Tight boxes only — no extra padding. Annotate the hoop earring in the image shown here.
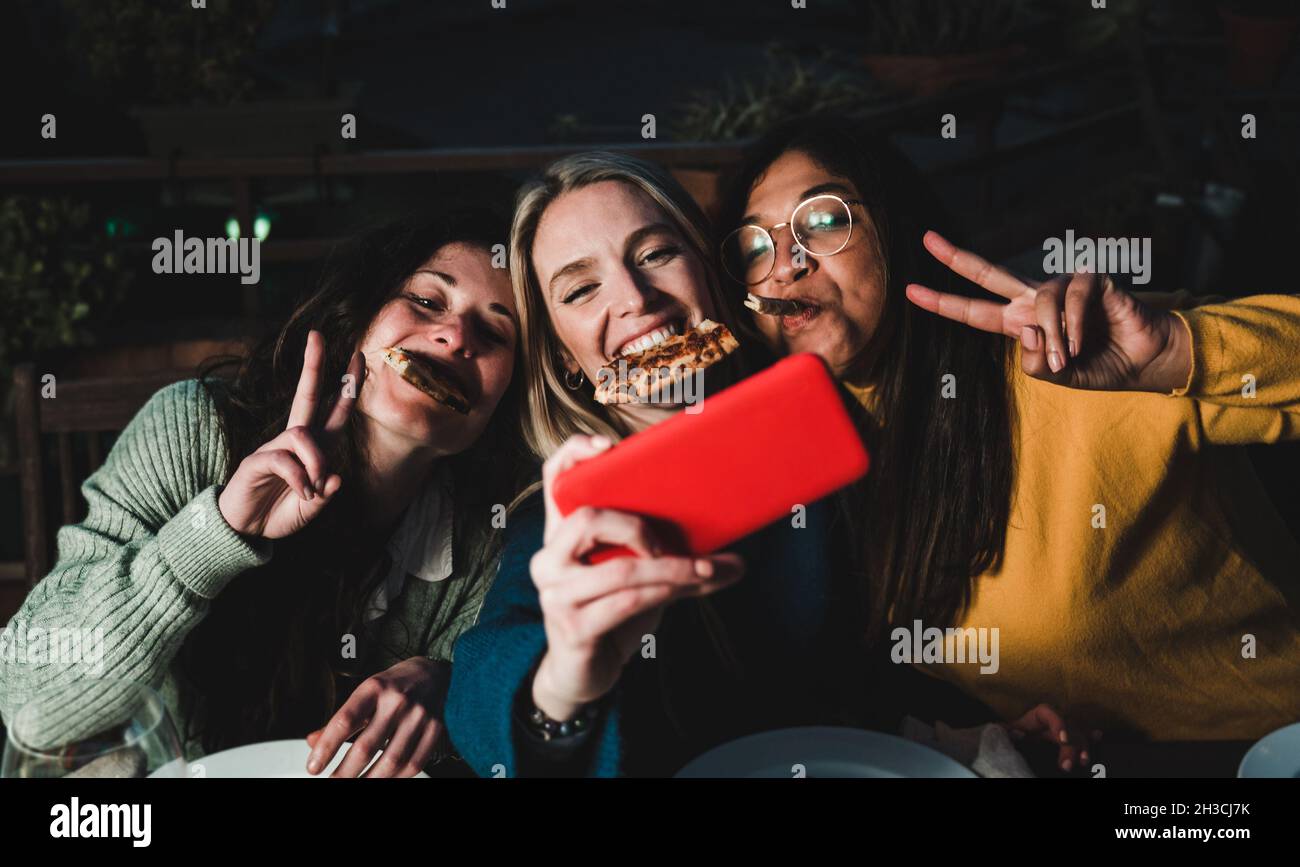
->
[564,369,586,390]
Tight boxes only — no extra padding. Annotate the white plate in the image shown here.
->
[153,739,430,779]
[1238,722,1300,778]
[675,726,978,778]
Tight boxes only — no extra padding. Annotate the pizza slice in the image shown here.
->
[592,319,740,405]
[381,346,472,415]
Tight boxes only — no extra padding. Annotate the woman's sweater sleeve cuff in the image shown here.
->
[1168,308,1216,397]
[154,485,272,599]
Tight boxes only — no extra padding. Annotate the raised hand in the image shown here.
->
[218,330,365,539]
[905,231,1191,393]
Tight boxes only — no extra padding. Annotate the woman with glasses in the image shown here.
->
[715,116,1300,745]
[443,152,1087,777]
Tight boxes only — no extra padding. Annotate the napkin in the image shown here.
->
[65,746,147,779]
[901,715,1035,778]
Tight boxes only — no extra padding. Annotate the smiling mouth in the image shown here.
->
[613,316,690,360]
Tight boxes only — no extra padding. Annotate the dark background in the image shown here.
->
[2,0,1299,607]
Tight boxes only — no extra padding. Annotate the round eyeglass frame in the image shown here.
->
[720,193,864,285]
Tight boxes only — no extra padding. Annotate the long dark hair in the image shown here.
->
[180,210,527,753]
[718,117,1016,644]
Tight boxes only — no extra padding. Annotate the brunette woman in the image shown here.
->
[0,211,527,777]
[717,117,1300,745]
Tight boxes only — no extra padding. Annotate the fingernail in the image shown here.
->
[1068,338,1078,358]
[925,231,952,255]
[1059,730,1069,744]
[1061,759,1072,772]
[1048,350,1063,373]
[1081,751,1089,763]
[694,559,714,578]
[307,755,320,774]
[591,435,611,449]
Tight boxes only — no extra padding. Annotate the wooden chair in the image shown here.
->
[13,364,198,589]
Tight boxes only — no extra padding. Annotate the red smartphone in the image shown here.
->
[551,353,870,562]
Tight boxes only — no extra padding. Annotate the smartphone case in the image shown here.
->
[551,352,870,562]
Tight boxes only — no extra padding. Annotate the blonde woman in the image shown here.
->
[443,154,1086,777]
[440,153,873,777]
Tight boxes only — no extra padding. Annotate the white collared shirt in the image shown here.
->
[364,465,455,623]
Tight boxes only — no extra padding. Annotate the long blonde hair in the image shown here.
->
[508,153,746,714]
[509,151,741,466]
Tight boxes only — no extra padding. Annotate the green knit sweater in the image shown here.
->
[0,380,492,761]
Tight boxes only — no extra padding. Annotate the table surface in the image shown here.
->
[0,720,1260,778]
[1024,740,1253,779]
[426,740,1262,778]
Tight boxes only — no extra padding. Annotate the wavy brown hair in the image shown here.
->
[718,117,1016,644]
[180,211,528,753]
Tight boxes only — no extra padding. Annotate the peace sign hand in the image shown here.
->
[217,330,365,540]
[905,231,1191,393]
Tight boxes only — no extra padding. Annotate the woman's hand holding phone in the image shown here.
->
[218,330,364,540]
[529,434,745,722]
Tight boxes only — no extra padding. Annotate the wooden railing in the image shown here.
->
[0,45,1184,587]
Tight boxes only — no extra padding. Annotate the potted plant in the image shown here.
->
[62,0,358,157]
[856,0,1032,98]
[1217,0,1300,88]
[0,197,132,467]
[670,46,883,214]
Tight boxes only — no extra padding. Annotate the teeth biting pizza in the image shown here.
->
[592,319,740,405]
[381,346,471,415]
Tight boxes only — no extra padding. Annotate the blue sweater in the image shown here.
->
[445,492,862,777]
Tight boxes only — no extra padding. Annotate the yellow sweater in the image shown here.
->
[846,292,1300,741]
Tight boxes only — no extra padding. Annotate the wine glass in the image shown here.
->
[2,679,185,778]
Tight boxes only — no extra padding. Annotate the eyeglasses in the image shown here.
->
[720,194,863,286]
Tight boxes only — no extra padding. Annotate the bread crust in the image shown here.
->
[592,319,739,405]
[381,347,471,414]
